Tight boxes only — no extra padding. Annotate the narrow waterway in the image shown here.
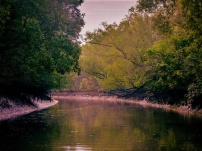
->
[0,98,202,151]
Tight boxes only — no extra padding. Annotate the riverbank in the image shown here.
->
[0,99,58,121]
[52,91,202,118]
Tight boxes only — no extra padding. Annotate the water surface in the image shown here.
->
[0,98,202,151]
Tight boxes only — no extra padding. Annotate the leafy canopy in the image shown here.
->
[80,0,202,108]
[0,0,84,105]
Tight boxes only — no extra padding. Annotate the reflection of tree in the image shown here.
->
[128,108,202,150]
[50,99,202,150]
[1,100,201,150]
[0,109,62,151]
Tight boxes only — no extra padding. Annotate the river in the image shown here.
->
[0,97,202,151]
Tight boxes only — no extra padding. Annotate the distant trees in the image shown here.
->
[81,0,202,108]
[0,0,84,105]
[81,13,153,90]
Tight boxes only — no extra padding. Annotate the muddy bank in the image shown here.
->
[52,91,202,118]
[0,100,58,121]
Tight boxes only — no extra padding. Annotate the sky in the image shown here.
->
[79,0,136,36]
[84,0,132,2]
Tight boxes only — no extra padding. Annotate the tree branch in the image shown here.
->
[87,42,113,47]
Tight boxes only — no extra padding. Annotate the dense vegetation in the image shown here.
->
[0,0,84,106]
[80,0,202,109]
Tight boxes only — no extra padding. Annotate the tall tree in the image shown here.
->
[81,13,153,90]
[138,0,202,107]
[0,0,84,105]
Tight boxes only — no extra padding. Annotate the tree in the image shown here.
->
[0,0,84,105]
[145,35,191,104]
[138,0,202,107]
[81,13,153,90]
[80,0,202,108]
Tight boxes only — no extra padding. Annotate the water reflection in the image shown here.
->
[0,98,202,151]
[56,145,92,151]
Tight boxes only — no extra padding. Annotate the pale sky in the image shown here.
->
[84,0,134,2]
[79,0,136,35]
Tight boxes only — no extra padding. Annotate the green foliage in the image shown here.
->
[181,0,202,35]
[0,0,84,105]
[49,36,81,74]
[141,0,202,107]
[80,0,202,108]
[81,13,153,90]
[145,35,190,103]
